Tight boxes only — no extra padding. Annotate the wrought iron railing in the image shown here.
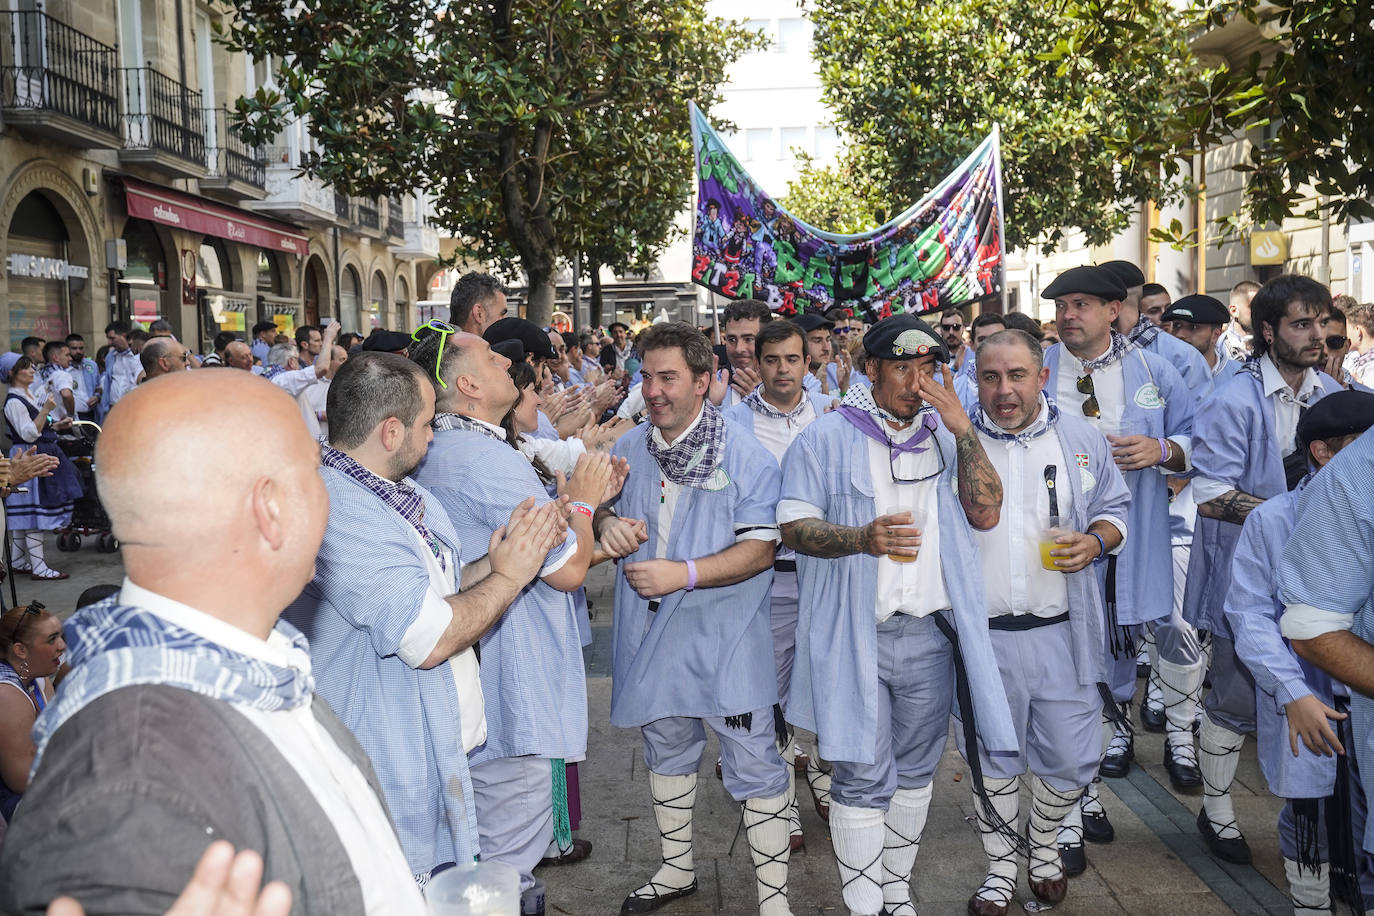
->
[334,190,350,220]
[120,67,203,164]
[387,195,404,238]
[357,198,380,231]
[204,108,265,188]
[0,11,119,136]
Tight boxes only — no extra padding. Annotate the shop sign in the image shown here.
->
[6,253,90,280]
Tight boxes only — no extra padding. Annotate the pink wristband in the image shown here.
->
[1158,437,1170,464]
[685,559,698,591]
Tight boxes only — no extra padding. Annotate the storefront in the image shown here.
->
[5,191,88,350]
[340,264,362,331]
[369,270,386,329]
[195,238,252,351]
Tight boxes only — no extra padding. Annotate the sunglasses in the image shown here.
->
[411,320,457,389]
[7,602,45,643]
[834,327,859,336]
[939,323,963,333]
[1326,335,1348,350]
[1076,374,1100,418]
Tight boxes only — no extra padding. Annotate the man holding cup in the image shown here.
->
[779,313,1016,916]
[1040,265,1195,869]
[962,329,1129,915]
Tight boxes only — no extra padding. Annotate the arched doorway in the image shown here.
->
[195,238,251,352]
[340,265,362,332]
[395,275,410,330]
[6,192,78,350]
[119,218,168,331]
[369,271,387,329]
[303,255,329,326]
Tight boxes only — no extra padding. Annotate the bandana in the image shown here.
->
[836,385,938,454]
[433,411,508,444]
[645,401,726,488]
[1077,330,1134,373]
[973,393,1061,446]
[742,387,810,422]
[319,443,445,569]
[261,364,286,381]
[31,598,313,773]
[1126,313,1161,349]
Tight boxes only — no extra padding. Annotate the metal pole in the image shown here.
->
[4,528,19,608]
[571,253,582,333]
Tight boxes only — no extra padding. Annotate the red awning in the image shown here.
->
[122,178,309,257]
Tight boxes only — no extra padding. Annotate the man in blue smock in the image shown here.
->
[725,318,835,853]
[285,352,565,880]
[779,313,1016,916]
[594,322,792,915]
[1228,391,1374,912]
[963,329,1130,912]
[1184,274,1341,865]
[1039,265,1194,857]
[408,326,622,901]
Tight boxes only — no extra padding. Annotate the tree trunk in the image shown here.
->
[589,261,605,328]
[523,272,557,326]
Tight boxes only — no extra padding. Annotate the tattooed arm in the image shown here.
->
[1198,489,1265,524]
[954,428,1003,530]
[781,513,922,558]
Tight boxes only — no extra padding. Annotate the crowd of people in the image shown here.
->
[0,265,1373,916]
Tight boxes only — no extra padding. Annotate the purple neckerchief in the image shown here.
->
[836,405,938,455]
[319,443,446,570]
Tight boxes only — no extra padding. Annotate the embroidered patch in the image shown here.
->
[892,328,939,357]
[702,467,732,491]
[1074,453,1089,469]
[1079,466,1096,492]
[1134,383,1163,409]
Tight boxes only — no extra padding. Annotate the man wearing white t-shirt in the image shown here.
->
[29,341,76,421]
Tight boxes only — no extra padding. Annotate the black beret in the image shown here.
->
[484,317,557,360]
[1162,294,1229,326]
[862,313,950,363]
[1099,260,1146,289]
[1296,390,1374,449]
[1041,266,1127,303]
[793,312,835,333]
[359,329,411,353]
[491,339,526,363]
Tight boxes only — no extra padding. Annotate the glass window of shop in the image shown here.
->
[255,250,296,337]
[395,275,410,331]
[120,218,166,328]
[197,239,251,350]
[369,271,386,329]
[340,265,361,332]
[5,191,77,351]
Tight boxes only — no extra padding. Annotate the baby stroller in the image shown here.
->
[55,420,117,553]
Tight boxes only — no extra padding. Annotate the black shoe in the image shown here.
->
[1082,808,1115,844]
[1137,661,1151,679]
[1098,741,1133,779]
[620,880,699,914]
[1057,842,1087,877]
[1164,744,1202,791]
[1139,702,1166,732]
[538,837,592,867]
[1196,808,1252,865]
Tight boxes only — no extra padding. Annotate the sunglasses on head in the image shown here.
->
[411,320,457,389]
[1326,335,1348,350]
[7,602,45,643]
[1076,374,1100,418]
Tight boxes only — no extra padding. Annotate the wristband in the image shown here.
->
[685,559,698,591]
[1157,437,1169,465]
[569,501,594,519]
[1089,531,1107,561]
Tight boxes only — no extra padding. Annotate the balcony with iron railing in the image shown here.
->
[201,107,266,199]
[357,198,381,235]
[119,67,205,177]
[0,10,120,148]
[386,195,404,240]
[247,139,340,226]
[334,190,350,221]
[390,195,441,260]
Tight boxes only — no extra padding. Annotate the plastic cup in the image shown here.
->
[425,862,520,915]
[1040,515,1070,572]
[883,506,924,564]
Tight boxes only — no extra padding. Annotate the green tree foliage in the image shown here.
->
[221,0,759,323]
[780,151,887,235]
[807,0,1193,253]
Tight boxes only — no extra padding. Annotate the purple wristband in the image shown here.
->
[1158,437,1169,464]
[685,559,698,591]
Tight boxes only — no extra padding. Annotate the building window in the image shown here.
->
[746,127,775,162]
[780,127,808,159]
[6,192,72,350]
[340,265,361,331]
[776,18,812,54]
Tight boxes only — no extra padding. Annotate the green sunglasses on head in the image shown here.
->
[411,319,457,388]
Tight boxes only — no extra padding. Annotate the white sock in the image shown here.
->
[1030,777,1080,881]
[830,802,885,916]
[1159,658,1205,764]
[1198,714,1246,840]
[785,778,801,839]
[1145,670,1164,714]
[882,784,932,915]
[1057,800,1084,849]
[807,753,832,809]
[26,531,56,576]
[1284,857,1332,914]
[1079,778,1104,818]
[743,792,792,916]
[628,771,697,899]
[973,777,1020,906]
[9,529,31,569]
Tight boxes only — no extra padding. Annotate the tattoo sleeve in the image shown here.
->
[954,428,1002,530]
[1198,489,1265,524]
[781,518,872,558]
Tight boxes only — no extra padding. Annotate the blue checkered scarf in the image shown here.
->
[973,393,1061,446]
[1079,330,1134,372]
[742,387,809,422]
[1126,313,1161,350]
[31,598,313,774]
[319,442,445,569]
[645,400,725,487]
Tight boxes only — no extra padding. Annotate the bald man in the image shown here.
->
[139,336,191,380]
[0,370,426,915]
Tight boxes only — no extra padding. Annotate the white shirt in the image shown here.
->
[747,394,818,561]
[617,384,645,421]
[270,365,324,398]
[651,404,780,560]
[973,397,1128,617]
[105,347,142,405]
[299,379,330,441]
[118,579,425,916]
[29,368,74,421]
[519,433,587,476]
[1193,353,1324,504]
[4,390,41,442]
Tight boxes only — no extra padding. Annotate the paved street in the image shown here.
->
[35,541,1294,914]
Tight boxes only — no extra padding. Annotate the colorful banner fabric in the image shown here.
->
[690,103,1004,322]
